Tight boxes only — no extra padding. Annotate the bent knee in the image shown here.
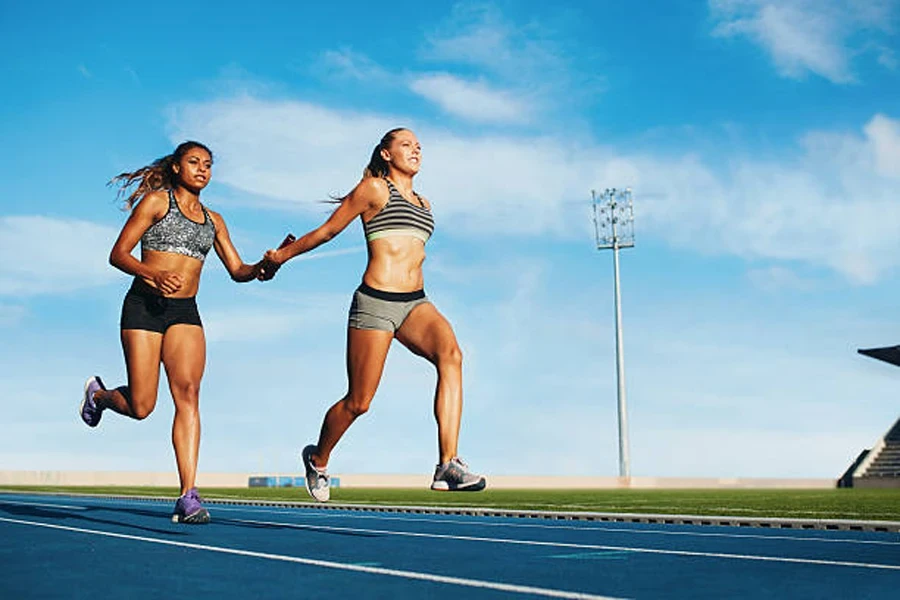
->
[436,344,463,368]
[132,403,155,420]
[344,393,374,418]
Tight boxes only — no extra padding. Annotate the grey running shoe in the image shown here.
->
[80,376,106,427]
[431,457,487,491]
[301,444,330,502]
[172,488,210,524]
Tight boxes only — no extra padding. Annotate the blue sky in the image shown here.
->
[2,0,899,480]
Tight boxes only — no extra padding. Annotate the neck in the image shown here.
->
[173,185,201,205]
[386,170,415,193]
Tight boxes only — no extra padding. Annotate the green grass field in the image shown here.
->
[3,486,899,522]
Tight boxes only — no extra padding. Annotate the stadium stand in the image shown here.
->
[849,415,900,488]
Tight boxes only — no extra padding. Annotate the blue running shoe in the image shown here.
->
[431,457,486,492]
[80,376,106,427]
[172,488,210,524]
[301,444,330,502]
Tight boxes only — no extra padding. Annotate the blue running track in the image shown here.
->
[1,493,898,599]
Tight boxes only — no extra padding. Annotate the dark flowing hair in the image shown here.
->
[108,141,213,209]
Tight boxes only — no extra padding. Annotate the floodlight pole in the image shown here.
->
[592,188,634,480]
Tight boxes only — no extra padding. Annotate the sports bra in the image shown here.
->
[141,190,216,261]
[363,179,435,243]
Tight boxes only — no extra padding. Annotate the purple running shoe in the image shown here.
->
[80,376,106,428]
[172,488,210,524]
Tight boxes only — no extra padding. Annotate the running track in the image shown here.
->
[1,492,898,599]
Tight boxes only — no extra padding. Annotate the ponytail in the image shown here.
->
[362,127,407,179]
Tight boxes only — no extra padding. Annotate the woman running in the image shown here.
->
[259,128,486,501]
[80,141,268,523]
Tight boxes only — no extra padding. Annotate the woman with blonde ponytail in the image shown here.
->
[80,141,269,524]
[260,128,486,502]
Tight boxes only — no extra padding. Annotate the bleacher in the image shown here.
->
[851,415,900,488]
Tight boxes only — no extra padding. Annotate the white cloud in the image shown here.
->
[418,2,601,119]
[422,2,560,77]
[746,266,816,292]
[409,73,530,124]
[710,0,896,83]
[865,113,900,178]
[0,216,120,296]
[169,97,900,283]
[316,48,393,82]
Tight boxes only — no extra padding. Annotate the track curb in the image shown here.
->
[3,490,898,533]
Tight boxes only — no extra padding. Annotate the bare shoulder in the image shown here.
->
[352,177,390,209]
[416,193,431,210]
[133,190,170,217]
[204,205,225,226]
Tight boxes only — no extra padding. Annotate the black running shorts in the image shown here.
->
[120,280,202,333]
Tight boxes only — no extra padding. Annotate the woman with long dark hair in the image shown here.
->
[80,141,267,523]
[260,128,486,501]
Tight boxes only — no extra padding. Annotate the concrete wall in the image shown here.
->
[0,471,838,489]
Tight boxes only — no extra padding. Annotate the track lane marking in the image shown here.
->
[0,500,86,511]
[208,505,900,546]
[0,516,622,600]
[232,517,900,571]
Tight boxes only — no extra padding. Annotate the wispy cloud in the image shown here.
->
[422,2,562,78]
[418,2,601,122]
[169,96,900,284]
[77,64,91,78]
[409,73,529,124]
[0,216,119,296]
[709,0,897,83]
[865,113,900,177]
[746,266,817,292]
[315,48,394,82]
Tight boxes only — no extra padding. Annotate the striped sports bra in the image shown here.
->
[141,190,217,261]
[363,179,435,243]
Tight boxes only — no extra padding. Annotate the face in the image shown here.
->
[381,130,421,176]
[173,147,213,191]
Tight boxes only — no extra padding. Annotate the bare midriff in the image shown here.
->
[362,236,427,292]
[139,250,205,298]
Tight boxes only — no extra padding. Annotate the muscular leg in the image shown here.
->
[395,303,463,464]
[311,327,393,468]
[95,329,163,420]
[161,324,206,496]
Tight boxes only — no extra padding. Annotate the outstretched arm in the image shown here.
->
[258,178,384,280]
[209,210,264,283]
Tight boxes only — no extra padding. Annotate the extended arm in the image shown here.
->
[209,210,264,283]
[258,178,384,279]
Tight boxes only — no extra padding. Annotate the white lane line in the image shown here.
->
[209,506,900,547]
[0,500,86,511]
[0,516,622,600]
[233,518,900,571]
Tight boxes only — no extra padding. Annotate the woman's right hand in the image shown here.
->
[152,270,185,295]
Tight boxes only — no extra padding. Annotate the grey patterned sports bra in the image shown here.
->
[141,190,216,261]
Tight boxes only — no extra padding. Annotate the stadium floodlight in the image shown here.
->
[591,188,634,480]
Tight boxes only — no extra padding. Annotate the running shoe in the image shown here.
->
[301,444,330,502]
[431,457,487,491]
[80,376,106,428]
[171,488,210,524]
